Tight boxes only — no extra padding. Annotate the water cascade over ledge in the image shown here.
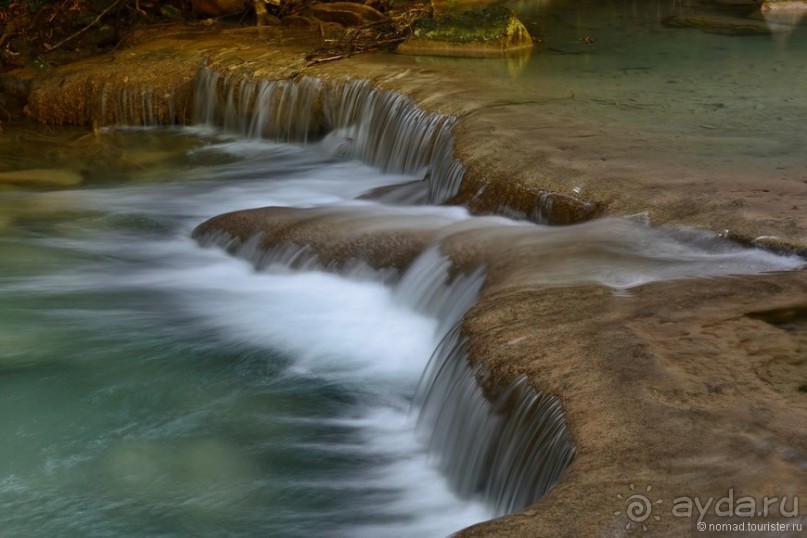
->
[10,10,807,536]
[192,220,578,517]
[180,69,580,515]
[36,54,803,529]
[192,204,804,519]
[414,326,575,516]
[97,67,466,204]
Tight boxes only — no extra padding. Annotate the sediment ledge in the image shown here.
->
[4,24,807,536]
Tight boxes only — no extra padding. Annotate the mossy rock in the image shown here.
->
[397,6,533,57]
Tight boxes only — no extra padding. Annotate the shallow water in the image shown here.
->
[417,0,807,180]
[515,0,807,154]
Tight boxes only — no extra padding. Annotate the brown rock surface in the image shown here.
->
[193,205,445,271]
[762,0,807,10]
[192,0,247,18]
[457,270,807,536]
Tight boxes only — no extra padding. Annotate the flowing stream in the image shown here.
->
[0,128,491,537]
[1,122,801,538]
[2,1,806,536]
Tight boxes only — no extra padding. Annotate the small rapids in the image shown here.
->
[0,131,486,538]
[1,63,804,538]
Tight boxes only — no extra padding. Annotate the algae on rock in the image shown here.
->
[397,6,533,57]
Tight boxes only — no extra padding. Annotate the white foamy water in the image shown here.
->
[0,130,489,538]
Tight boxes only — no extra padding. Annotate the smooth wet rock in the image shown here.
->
[457,268,807,537]
[307,2,388,26]
[192,0,247,18]
[281,15,316,28]
[192,205,447,272]
[397,6,533,57]
[26,31,204,126]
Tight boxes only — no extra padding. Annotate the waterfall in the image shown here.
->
[193,217,576,517]
[98,84,188,128]
[192,69,464,203]
[392,247,574,516]
[395,247,575,515]
[96,62,576,522]
[414,326,575,516]
[87,67,464,203]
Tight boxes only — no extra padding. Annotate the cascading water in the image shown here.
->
[184,58,807,514]
[414,326,575,516]
[182,70,587,518]
[192,201,804,518]
[192,219,580,518]
[4,43,805,537]
[192,69,464,204]
[0,129,493,538]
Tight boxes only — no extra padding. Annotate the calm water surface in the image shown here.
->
[429,0,807,179]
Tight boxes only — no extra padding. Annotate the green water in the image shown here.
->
[0,126,488,537]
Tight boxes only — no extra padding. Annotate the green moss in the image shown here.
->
[414,6,519,43]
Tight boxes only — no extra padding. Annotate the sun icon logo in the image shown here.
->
[614,484,663,532]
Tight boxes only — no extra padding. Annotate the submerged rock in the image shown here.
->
[160,4,184,20]
[663,13,792,34]
[397,6,533,57]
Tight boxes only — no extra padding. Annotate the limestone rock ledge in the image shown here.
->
[194,203,807,537]
[457,270,807,536]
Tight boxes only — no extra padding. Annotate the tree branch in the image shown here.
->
[44,0,127,52]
